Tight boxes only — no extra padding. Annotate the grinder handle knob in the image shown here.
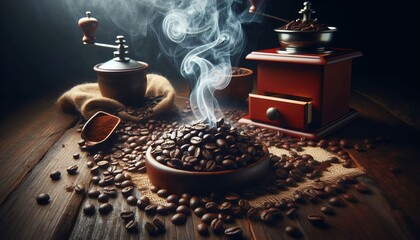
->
[78,11,99,44]
[266,107,280,121]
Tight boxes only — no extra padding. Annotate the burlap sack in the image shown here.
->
[57,74,176,120]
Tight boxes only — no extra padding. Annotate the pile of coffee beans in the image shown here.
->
[150,118,265,171]
[231,67,248,75]
[279,19,329,31]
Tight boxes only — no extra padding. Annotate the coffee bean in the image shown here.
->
[91,176,100,185]
[121,180,134,188]
[165,202,178,213]
[49,171,61,181]
[97,193,109,203]
[167,194,180,203]
[285,225,301,238]
[355,183,370,194]
[210,218,224,234]
[194,207,207,217]
[190,196,202,209]
[197,222,209,236]
[176,205,191,216]
[320,206,335,215]
[87,189,100,198]
[246,207,259,220]
[308,214,325,226]
[97,160,109,169]
[122,186,134,198]
[127,196,138,206]
[260,210,275,224]
[120,211,135,222]
[224,226,242,239]
[125,220,139,233]
[137,196,150,210]
[90,166,100,176]
[204,201,218,212]
[74,184,85,194]
[98,203,113,214]
[171,213,187,225]
[36,193,50,205]
[238,199,250,211]
[157,189,170,198]
[145,204,158,215]
[201,213,218,225]
[152,218,165,233]
[83,203,95,215]
[328,197,344,207]
[157,205,169,215]
[190,136,202,145]
[343,193,358,202]
[218,213,234,224]
[67,165,78,175]
[145,222,157,236]
[103,187,118,198]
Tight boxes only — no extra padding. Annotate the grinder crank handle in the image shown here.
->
[78,11,98,44]
[249,0,265,13]
[77,11,123,50]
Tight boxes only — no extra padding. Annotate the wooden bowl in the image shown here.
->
[214,67,254,104]
[145,144,270,194]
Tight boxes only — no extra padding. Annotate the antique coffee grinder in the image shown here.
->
[240,2,362,139]
[78,11,149,106]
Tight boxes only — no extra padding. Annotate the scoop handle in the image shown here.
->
[78,11,98,44]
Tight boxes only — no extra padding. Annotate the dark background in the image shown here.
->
[1,0,418,114]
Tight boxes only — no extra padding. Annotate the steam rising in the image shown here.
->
[65,0,257,126]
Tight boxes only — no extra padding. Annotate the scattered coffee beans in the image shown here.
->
[171,213,187,225]
[125,220,139,233]
[66,165,78,175]
[285,225,301,238]
[49,171,61,181]
[98,203,113,214]
[83,203,96,215]
[36,193,50,205]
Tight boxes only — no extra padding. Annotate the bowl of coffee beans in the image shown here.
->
[213,67,254,104]
[145,118,269,194]
[274,2,337,53]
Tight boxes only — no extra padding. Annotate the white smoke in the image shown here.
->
[64,0,256,127]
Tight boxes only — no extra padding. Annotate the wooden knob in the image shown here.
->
[78,11,98,44]
[249,0,262,13]
[266,107,280,121]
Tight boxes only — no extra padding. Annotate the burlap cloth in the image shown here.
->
[132,146,365,207]
[56,74,176,121]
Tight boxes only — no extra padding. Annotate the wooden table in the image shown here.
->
[0,79,419,240]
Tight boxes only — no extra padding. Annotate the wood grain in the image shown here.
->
[0,124,90,239]
[0,96,78,205]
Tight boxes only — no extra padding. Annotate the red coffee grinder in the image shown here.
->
[240,2,362,139]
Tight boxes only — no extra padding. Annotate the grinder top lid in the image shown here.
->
[95,36,148,72]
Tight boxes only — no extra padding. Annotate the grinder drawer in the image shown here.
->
[249,94,312,130]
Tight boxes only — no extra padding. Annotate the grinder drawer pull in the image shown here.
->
[266,107,280,121]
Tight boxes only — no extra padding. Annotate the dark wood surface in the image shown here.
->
[0,79,419,240]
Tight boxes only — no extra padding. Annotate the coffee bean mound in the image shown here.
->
[231,67,248,75]
[151,118,265,171]
[279,19,329,31]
